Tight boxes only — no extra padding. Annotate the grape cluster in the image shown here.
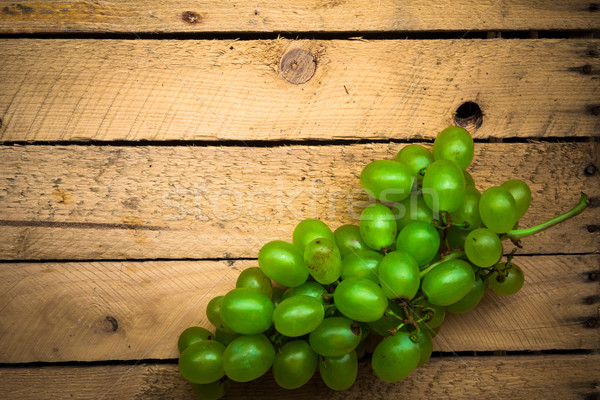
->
[176,126,589,399]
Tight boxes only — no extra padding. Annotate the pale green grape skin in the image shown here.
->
[333,277,388,322]
[421,259,475,306]
[282,281,328,304]
[304,237,343,285]
[378,251,420,300]
[414,329,433,367]
[293,218,336,253]
[309,317,362,357]
[334,224,369,259]
[271,286,285,308]
[449,185,482,230]
[272,295,325,337]
[319,351,358,391]
[214,329,240,346]
[178,327,214,353]
[464,228,503,268]
[432,126,474,170]
[220,288,274,335]
[340,250,382,283]
[371,331,420,382]
[179,340,226,384]
[206,296,234,334]
[422,159,466,213]
[360,160,415,202]
[479,186,518,234]
[272,340,318,390]
[359,203,397,252]
[236,267,273,298]
[191,381,226,400]
[392,194,437,233]
[501,179,532,220]
[396,221,441,266]
[446,278,487,314]
[222,334,275,382]
[464,170,476,187]
[395,144,434,181]
[258,240,308,288]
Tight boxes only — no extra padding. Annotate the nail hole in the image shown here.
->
[588,271,599,281]
[584,318,598,328]
[591,106,600,115]
[454,101,483,131]
[583,64,593,74]
[587,225,599,233]
[589,3,598,11]
[584,163,597,176]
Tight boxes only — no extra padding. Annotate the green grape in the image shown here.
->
[271,286,285,308]
[464,170,476,187]
[422,159,465,213]
[319,351,358,391]
[446,225,470,249]
[395,144,434,181]
[293,218,335,252]
[206,296,234,333]
[359,203,397,252]
[422,259,475,306]
[414,329,433,367]
[368,301,405,337]
[490,263,525,295]
[236,267,273,298]
[309,317,362,357]
[340,250,382,283]
[304,237,342,285]
[258,240,308,287]
[360,160,415,202]
[396,221,441,266]
[272,340,318,389]
[378,251,420,300]
[501,179,531,220]
[354,333,371,359]
[465,228,503,268]
[178,327,214,353]
[179,340,226,384]
[222,334,275,382]
[273,295,325,337]
[446,278,486,314]
[411,298,445,329]
[432,126,474,170]
[282,281,328,304]
[479,186,518,233]
[449,186,482,230]
[334,224,369,258]
[392,193,437,233]
[214,329,240,346]
[333,277,388,322]
[191,381,226,400]
[220,288,274,335]
[371,331,420,382]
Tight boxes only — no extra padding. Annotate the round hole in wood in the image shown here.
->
[454,101,483,130]
[280,48,316,84]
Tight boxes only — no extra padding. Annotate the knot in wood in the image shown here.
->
[280,48,316,84]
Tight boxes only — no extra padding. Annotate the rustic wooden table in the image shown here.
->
[0,1,599,399]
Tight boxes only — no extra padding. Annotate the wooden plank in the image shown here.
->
[0,255,597,363]
[0,39,598,142]
[0,0,599,34]
[1,355,598,399]
[0,142,597,260]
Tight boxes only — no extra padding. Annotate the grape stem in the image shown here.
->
[419,250,467,279]
[501,193,589,245]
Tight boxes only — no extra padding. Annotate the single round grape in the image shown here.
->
[271,286,285,308]
[479,186,518,233]
[464,170,476,187]
[432,126,474,170]
[340,250,383,283]
[334,224,369,259]
[333,277,388,322]
[501,179,531,220]
[222,334,275,382]
[236,267,273,298]
[273,295,325,337]
[395,144,434,181]
[220,288,274,335]
[414,329,433,367]
[282,281,328,304]
[206,296,234,333]
[392,193,437,232]
[449,185,482,230]
[378,251,420,300]
[309,317,362,357]
[465,228,503,268]
[422,159,465,213]
[490,263,525,295]
[179,340,226,384]
[191,380,226,400]
[360,160,415,202]
[319,351,358,391]
[367,301,405,337]
[178,327,214,353]
[396,221,441,266]
[359,203,397,252]
[272,340,318,390]
[422,259,475,306]
[214,329,240,346]
[372,331,420,382]
[293,218,335,253]
[411,297,445,329]
[258,240,308,287]
[304,237,342,285]
[446,225,470,249]
[446,278,487,314]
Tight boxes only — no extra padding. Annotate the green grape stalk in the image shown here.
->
[175,126,589,398]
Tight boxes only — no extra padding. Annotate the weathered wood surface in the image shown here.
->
[0,142,597,260]
[0,255,597,363]
[0,354,598,399]
[0,0,599,34]
[0,39,598,142]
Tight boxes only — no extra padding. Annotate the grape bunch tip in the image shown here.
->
[176,126,589,398]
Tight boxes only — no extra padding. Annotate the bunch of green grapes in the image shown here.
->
[176,126,588,399]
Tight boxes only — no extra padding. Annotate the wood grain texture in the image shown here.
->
[0,142,597,260]
[0,255,598,363]
[0,39,599,142]
[1,355,599,399]
[0,0,599,34]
